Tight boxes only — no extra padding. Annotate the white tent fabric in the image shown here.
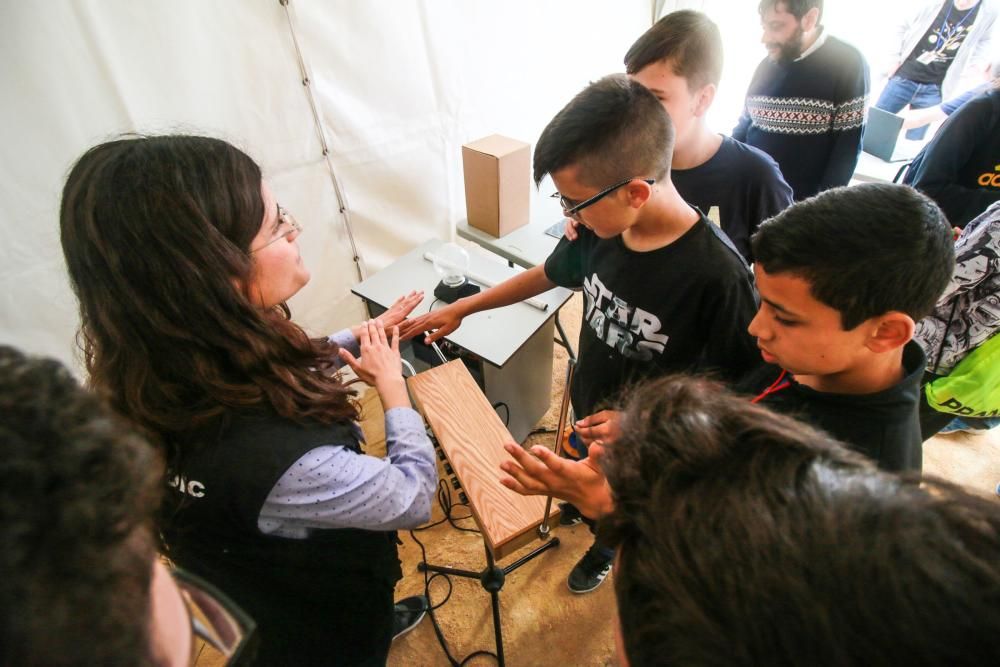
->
[0,1,651,372]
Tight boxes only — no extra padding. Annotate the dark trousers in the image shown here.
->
[247,581,394,666]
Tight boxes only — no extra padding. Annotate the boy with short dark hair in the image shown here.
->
[740,182,955,471]
[403,74,759,593]
[623,10,793,260]
[565,11,793,261]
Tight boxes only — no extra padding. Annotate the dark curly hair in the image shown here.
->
[602,374,1000,666]
[0,345,163,665]
[59,135,358,469]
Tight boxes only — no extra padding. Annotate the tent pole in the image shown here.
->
[279,0,368,282]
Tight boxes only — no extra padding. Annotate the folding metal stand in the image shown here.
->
[417,537,560,667]
[415,359,576,666]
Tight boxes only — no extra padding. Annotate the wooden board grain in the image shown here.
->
[407,360,559,560]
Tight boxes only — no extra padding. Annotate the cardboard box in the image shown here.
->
[462,134,530,238]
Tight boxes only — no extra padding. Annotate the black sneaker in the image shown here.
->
[558,501,584,526]
[567,544,613,594]
[392,594,428,641]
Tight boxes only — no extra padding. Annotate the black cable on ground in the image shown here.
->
[408,478,498,665]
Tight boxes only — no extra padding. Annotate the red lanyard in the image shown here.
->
[751,369,792,404]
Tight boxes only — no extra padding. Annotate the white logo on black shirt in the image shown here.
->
[583,273,669,361]
[168,474,206,498]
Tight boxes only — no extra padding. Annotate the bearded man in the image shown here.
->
[733,0,869,200]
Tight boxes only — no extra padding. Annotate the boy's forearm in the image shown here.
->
[454,264,556,317]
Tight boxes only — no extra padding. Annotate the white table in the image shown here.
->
[852,150,915,185]
[456,217,562,270]
[352,239,573,442]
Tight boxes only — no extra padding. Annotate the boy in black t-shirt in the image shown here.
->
[740,183,955,472]
[497,183,955,519]
[401,74,759,593]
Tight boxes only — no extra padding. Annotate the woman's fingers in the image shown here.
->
[338,348,362,375]
[385,290,424,324]
[390,325,400,352]
[358,319,372,347]
[375,318,388,345]
[365,318,380,348]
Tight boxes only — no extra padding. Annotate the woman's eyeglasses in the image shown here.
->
[250,205,302,253]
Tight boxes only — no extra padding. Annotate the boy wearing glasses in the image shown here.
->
[402,74,759,593]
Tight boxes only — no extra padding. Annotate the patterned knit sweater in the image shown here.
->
[733,32,869,200]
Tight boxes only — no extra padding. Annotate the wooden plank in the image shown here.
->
[407,360,559,560]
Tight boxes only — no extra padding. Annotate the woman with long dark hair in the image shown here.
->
[59,134,436,665]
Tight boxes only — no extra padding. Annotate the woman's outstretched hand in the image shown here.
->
[339,319,410,410]
[352,290,424,340]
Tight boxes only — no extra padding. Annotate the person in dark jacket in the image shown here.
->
[905,82,1000,228]
[59,135,437,666]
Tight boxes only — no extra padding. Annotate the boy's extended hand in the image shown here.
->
[499,442,614,519]
[398,301,466,344]
[575,409,622,446]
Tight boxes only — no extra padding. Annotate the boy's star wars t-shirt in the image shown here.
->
[544,214,760,417]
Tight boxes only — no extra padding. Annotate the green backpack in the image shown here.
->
[925,320,1000,418]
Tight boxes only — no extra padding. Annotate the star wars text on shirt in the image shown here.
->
[583,272,668,361]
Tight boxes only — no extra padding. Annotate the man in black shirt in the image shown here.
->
[877,0,996,139]
[402,74,758,594]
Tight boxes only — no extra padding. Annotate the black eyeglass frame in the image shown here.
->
[550,177,655,217]
[171,566,257,666]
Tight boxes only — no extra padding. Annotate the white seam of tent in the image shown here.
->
[279,0,368,281]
